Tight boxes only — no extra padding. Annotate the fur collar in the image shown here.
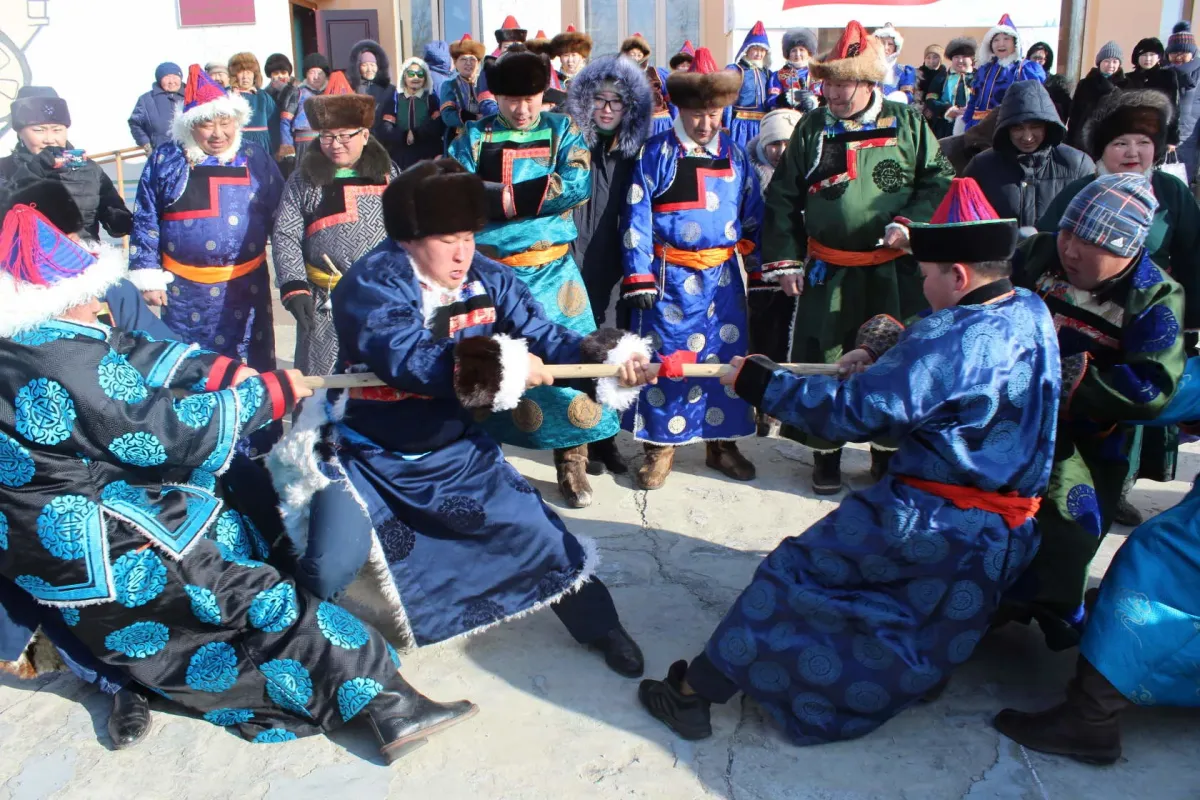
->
[563,54,653,159]
[298,136,393,187]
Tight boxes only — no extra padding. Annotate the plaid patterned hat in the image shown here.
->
[1060,173,1158,258]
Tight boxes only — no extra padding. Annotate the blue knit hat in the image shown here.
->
[1060,174,1159,258]
[155,62,183,83]
[1168,21,1198,56]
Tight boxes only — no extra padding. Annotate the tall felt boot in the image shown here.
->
[869,445,895,482]
[636,443,676,490]
[705,441,756,481]
[811,448,843,495]
[554,444,593,508]
[587,435,628,476]
[992,657,1128,765]
[365,674,478,765]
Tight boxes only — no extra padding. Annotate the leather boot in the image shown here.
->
[636,443,676,490]
[993,657,1127,765]
[586,436,628,476]
[588,624,645,678]
[811,449,843,495]
[705,441,756,481]
[108,688,152,750]
[366,674,479,765]
[756,412,781,438]
[554,445,593,508]
[869,446,894,482]
[638,660,713,740]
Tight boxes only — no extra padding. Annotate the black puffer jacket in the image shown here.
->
[1124,65,1182,144]
[0,143,131,242]
[964,80,1095,228]
[1067,68,1124,150]
[1170,57,1200,146]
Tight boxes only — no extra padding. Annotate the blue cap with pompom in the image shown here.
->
[1168,21,1197,56]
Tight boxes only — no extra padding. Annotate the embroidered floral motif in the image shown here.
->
[175,393,218,429]
[184,584,222,624]
[316,602,370,649]
[188,469,218,492]
[11,327,76,346]
[98,351,149,404]
[871,159,905,193]
[260,659,313,716]
[0,432,35,488]
[236,380,265,425]
[105,621,170,658]
[436,496,485,534]
[112,550,168,608]
[204,708,254,726]
[253,728,297,743]
[248,583,299,633]
[108,432,168,467]
[15,378,77,446]
[61,607,80,626]
[100,481,155,513]
[378,517,416,561]
[36,495,96,561]
[213,510,253,560]
[186,642,239,692]
[337,677,384,722]
[458,598,505,630]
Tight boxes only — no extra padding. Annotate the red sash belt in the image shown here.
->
[897,476,1041,529]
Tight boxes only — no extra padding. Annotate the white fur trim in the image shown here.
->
[127,268,169,292]
[953,115,966,136]
[873,25,904,54]
[883,222,911,253]
[885,89,909,104]
[174,92,250,165]
[492,333,530,412]
[596,333,652,413]
[981,24,1020,63]
[0,244,128,338]
[266,390,343,551]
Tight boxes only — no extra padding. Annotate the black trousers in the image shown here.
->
[551,578,621,643]
[686,651,740,703]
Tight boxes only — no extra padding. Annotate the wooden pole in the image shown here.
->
[301,362,841,390]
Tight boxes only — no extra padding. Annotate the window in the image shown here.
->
[586,0,620,61]
[441,0,474,44]
[584,0,699,66]
[412,0,433,56]
[665,0,700,61]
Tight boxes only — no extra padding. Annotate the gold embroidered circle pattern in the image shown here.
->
[557,280,588,317]
[513,398,544,432]
[567,394,603,429]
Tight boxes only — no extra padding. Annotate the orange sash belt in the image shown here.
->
[496,242,570,268]
[735,110,765,121]
[348,387,432,401]
[898,476,1042,530]
[163,252,266,284]
[807,237,904,268]
[655,239,755,270]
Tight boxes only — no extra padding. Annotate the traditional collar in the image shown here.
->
[958,278,1014,306]
[823,89,885,132]
[672,116,721,156]
[496,113,544,132]
[1090,252,1142,305]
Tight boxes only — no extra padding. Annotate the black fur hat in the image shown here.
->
[1085,89,1173,161]
[484,45,551,97]
[383,158,488,241]
[264,53,293,76]
[303,53,332,77]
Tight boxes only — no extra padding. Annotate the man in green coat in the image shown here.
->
[1004,173,1186,651]
[761,20,954,494]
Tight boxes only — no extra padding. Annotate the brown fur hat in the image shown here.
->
[810,21,888,84]
[228,52,263,88]
[383,158,488,241]
[304,93,377,130]
[553,29,593,59]
[666,47,741,110]
[524,31,554,56]
[484,45,551,97]
[621,33,652,58]
[450,34,486,61]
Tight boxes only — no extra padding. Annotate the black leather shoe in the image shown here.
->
[588,624,645,678]
[108,688,151,750]
[811,449,843,495]
[366,675,479,765]
[587,436,629,476]
[638,660,713,740]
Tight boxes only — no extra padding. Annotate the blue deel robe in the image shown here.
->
[963,58,1046,129]
[439,74,485,148]
[473,69,501,120]
[768,65,815,110]
[619,126,762,445]
[883,62,919,103]
[289,244,633,647]
[724,61,772,150]
[129,140,283,375]
[280,83,325,156]
[449,111,621,450]
[648,67,676,138]
[235,88,279,154]
[705,286,1061,745]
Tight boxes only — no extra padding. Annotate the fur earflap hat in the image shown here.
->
[1085,89,1174,162]
[621,33,652,59]
[228,52,263,88]
[305,73,376,130]
[666,47,741,110]
[383,158,488,242]
[484,45,552,97]
[450,34,486,61]
[811,20,888,84]
[945,37,977,60]
[553,26,593,59]
[524,31,554,56]
[264,53,293,76]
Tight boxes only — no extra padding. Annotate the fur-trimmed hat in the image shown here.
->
[565,54,653,158]
[1133,37,1166,65]
[305,76,376,131]
[173,64,251,161]
[553,26,593,59]
[783,29,817,58]
[451,34,485,61]
[666,47,741,110]
[10,86,70,130]
[945,37,977,60]
[873,24,904,56]
[981,14,1021,65]
[484,45,551,97]
[495,15,527,45]
[525,30,554,56]
[670,40,696,70]
[811,21,887,84]
[228,52,262,88]
[620,33,651,58]
[383,158,487,241]
[908,177,1018,264]
[1085,88,1174,162]
[264,53,293,76]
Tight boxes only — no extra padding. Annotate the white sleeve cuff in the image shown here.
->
[595,332,652,413]
[492,333,530,412]
[128,269,171,292]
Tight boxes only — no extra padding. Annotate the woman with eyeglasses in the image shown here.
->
[382,57,445,169]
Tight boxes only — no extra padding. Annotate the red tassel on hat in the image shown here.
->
[324,71,354,95]
[689,47,721,74]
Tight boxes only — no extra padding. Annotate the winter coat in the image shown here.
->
[423,41,455,95]
[938,110,999,176]
[0,143,132,241]
[349,39,397,136]
[564,55,653,325]
[965,81,1095,227]
[747,134,776,193]
[926,70,974,139]
[1124,65,1182,144]
[1067,68,1124,150]
[917,65,947,105]
[1170,57,1200,146]
[128,83,183,149]
[382,58,444,169]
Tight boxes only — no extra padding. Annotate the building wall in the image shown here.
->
[1,0,291,152]
[319,0,404,67]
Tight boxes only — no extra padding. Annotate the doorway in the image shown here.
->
[292,4,319,71]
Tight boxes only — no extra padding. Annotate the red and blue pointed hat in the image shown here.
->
[984,14,1021,60]
[670,40,697,69]
[174,64,250,150]
[0,204,126,337]
[737,21,770,62]
[908,178,1019,263]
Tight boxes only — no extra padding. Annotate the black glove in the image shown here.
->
[622,292,657,311]
[282,290,315,335]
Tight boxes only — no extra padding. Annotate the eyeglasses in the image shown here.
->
[405,70,426,78]
[592,97,625,111]
[318,129,365,145]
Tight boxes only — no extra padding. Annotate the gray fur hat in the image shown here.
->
[782,29,817,57]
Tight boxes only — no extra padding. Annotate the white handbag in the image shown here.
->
[1158,150,1189,184]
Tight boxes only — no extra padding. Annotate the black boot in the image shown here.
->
[588,624,645,678]
[587,436,629,476]
[1114,497,1144,527]
[869,446,894,482]
[108,688,152,750]
[993,657,1127,765]
[811,449,843,495]
[638,660,713,740]
[365,675,479,765]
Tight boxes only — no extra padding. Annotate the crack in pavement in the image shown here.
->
[723,696,751,800]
